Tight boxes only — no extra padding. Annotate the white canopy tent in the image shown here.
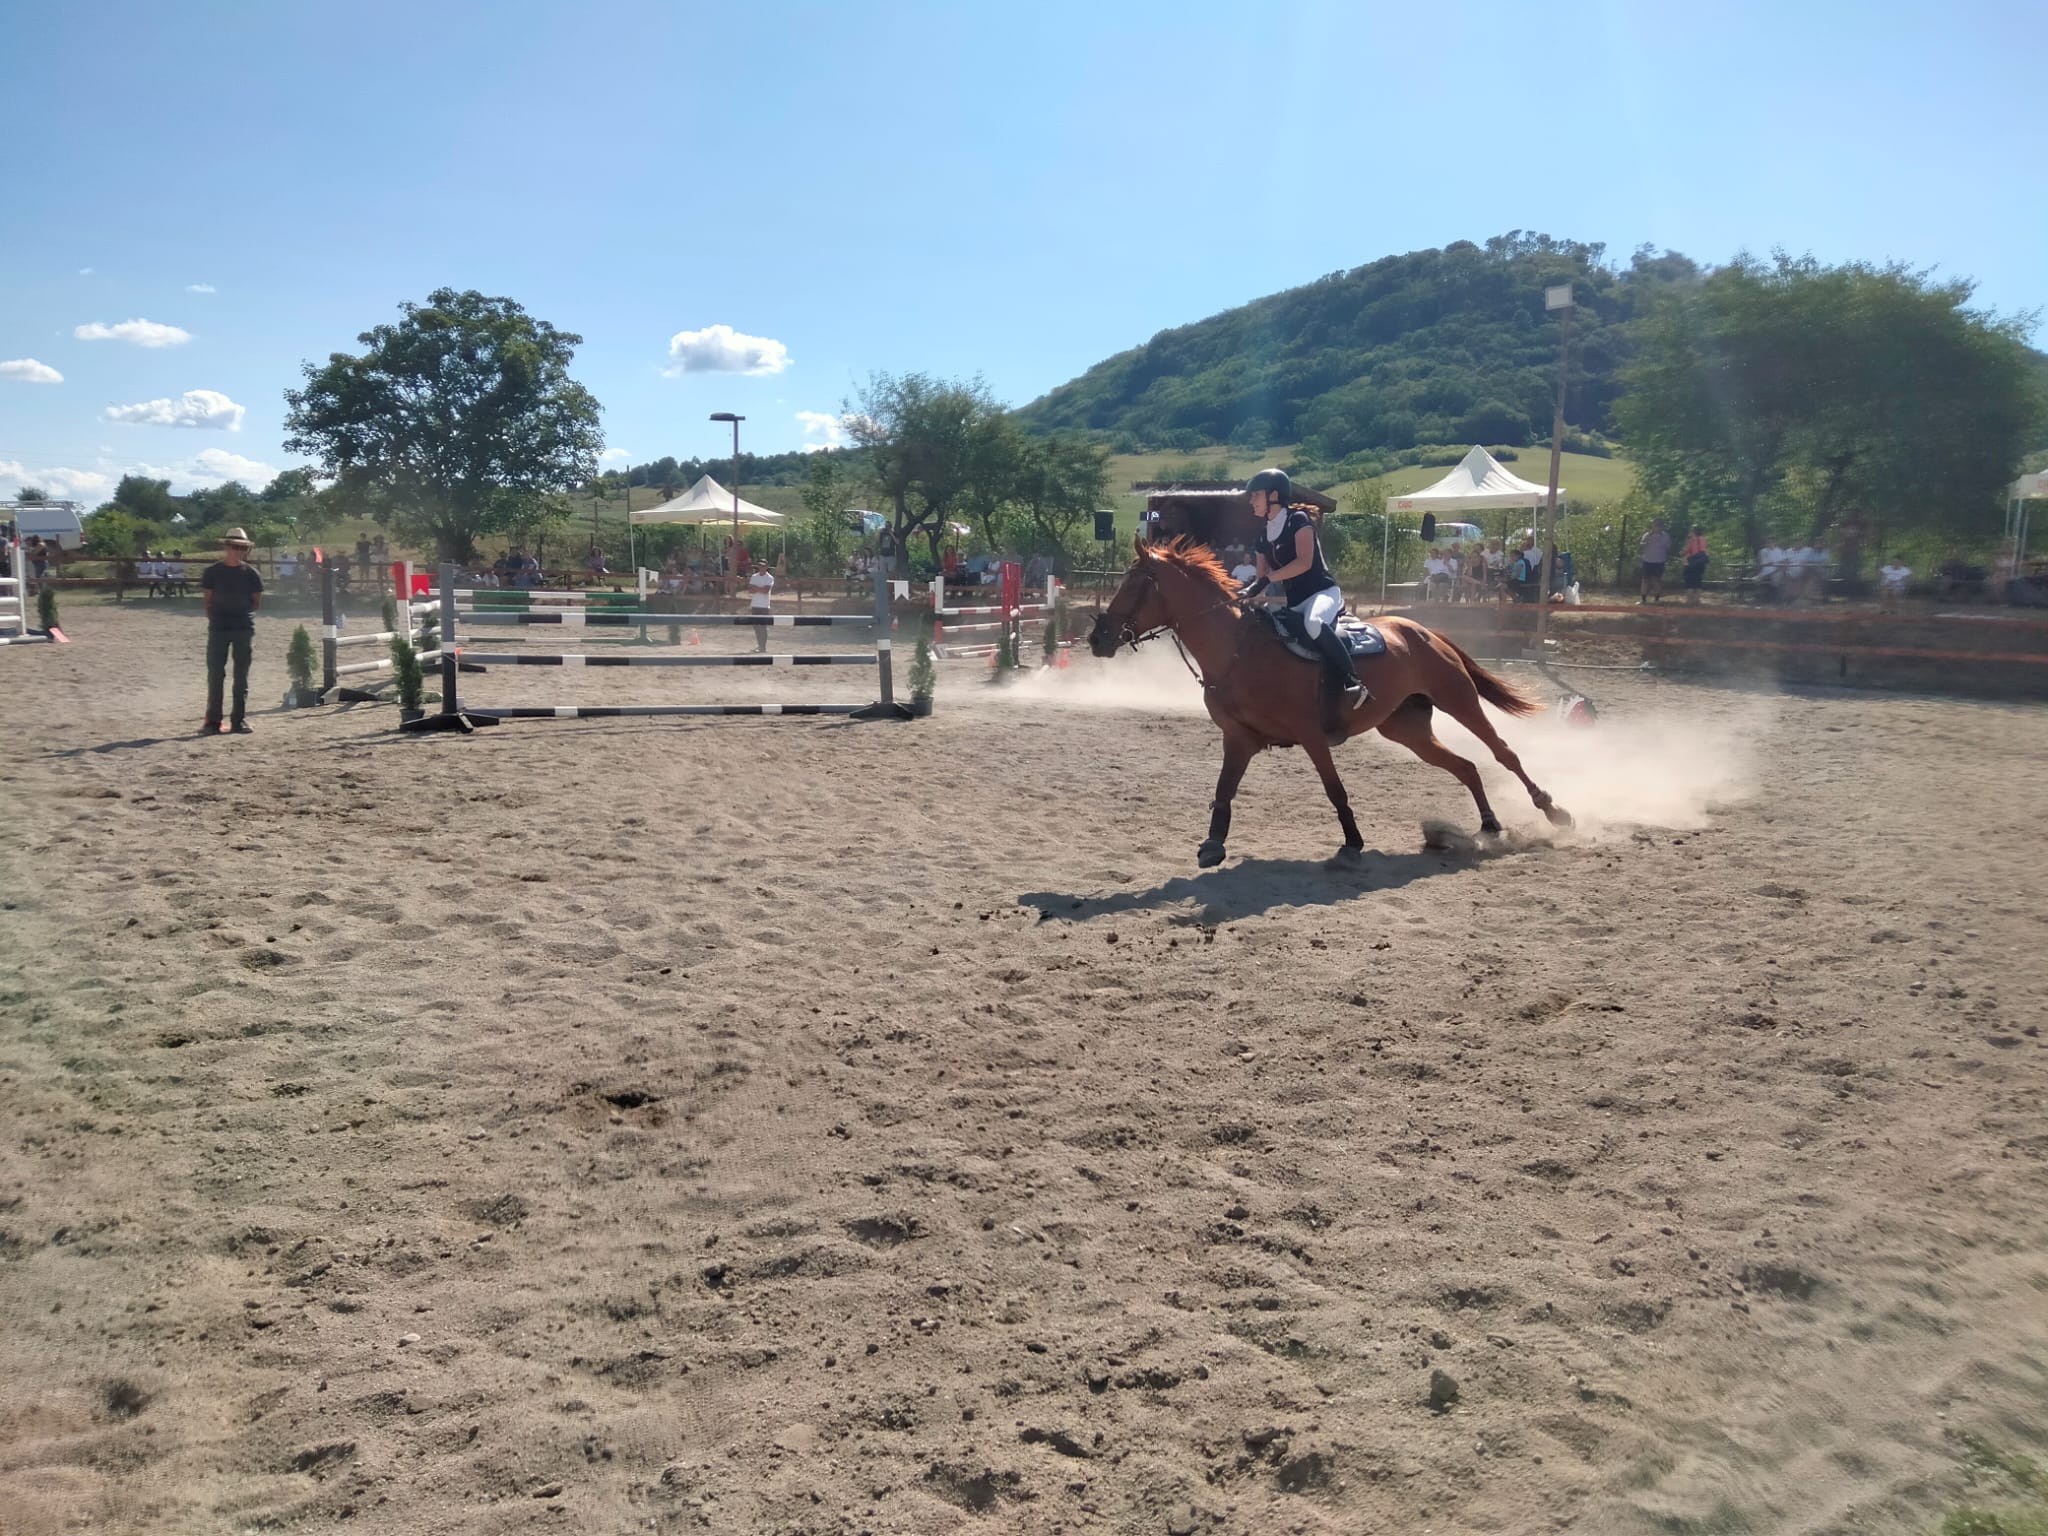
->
[629,474,786,528]
[1386,445,1563,515]
[1351,447,1567,611]
[628,474,788,573]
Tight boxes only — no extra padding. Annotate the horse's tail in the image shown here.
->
[1438,633,1543,716]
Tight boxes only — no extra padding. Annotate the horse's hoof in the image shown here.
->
[1545,804,1575,829]
[1326,845,1365,869]
[1479,818,1504,837]
[1197,840,1227,868]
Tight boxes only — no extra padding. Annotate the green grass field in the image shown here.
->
[1089,445,1638,544]
[305,445,1635,570]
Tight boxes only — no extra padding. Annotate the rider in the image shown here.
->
[1237,467,1367,717]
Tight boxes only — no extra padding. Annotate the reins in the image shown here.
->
[1110,569,1254,693]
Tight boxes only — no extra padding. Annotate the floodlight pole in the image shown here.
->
[711,412,745,586]
[1378,506,1392,613]
[1536,284,1574,648]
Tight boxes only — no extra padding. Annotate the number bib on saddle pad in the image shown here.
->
[1260,609,1387,662]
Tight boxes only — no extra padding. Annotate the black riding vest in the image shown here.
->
[1255,508,1337,607]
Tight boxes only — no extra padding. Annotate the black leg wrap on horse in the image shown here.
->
[1206,798,1233,845]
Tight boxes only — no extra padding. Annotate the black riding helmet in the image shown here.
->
[1244,467,1292,502]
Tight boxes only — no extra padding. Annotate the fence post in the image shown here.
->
[853,547,913,720]
[320,557,338,696]
[398,560,493,733]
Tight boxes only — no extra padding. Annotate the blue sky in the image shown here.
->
[3,0,2042,501]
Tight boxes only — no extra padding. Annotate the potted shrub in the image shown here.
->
[908,632,936,717]
[284,624,321,707]
[390,634,424,723]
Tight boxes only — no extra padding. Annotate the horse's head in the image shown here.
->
[1088,543,1174,658]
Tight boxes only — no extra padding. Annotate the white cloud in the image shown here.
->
[1,448,281,501]
[600,447,631,463]
[103,389,246,431]
[0,460,114,500]
[796,410,848,452]
[185,283,216,295]
[74,318,192,348]
[664,323,790,376]
[0,358,63,384]
[78,267,94,276]
[185,448,278,488]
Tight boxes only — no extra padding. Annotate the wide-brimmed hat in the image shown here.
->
[222,527,255,549]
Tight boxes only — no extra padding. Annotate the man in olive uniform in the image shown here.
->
[200,527,263,735]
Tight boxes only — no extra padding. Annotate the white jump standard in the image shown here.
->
[0,530,59,646]
[403,560,914,733]
[318,557,445,700]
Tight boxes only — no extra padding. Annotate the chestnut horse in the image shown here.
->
[1087,539,1573,867]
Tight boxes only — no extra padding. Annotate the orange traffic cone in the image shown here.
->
[1055,646,1071,669]
[688,628,701,646]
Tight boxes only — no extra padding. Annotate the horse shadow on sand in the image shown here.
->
[1019,827,1544,926]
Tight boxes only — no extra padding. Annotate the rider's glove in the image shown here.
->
[1238,576,1269,600]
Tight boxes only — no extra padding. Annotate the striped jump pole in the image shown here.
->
[406,556,913,731]
[932,571,1061,660]
[449,610,873,627]
[457,652,874,667]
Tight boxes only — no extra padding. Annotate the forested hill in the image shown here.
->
[1015,232,1701,460]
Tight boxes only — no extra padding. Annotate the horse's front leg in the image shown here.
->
[1199,729,1258,868]
[1300,735,1366,866]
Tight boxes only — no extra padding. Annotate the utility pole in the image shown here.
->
[1535,284,1574,648]
[710,412,745,583]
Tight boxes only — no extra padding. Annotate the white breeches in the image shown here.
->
[1290,585,1343,639]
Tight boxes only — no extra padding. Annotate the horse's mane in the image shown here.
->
[1146,538,1237,594]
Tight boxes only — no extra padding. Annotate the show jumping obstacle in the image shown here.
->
[319,557,445,700]
[402,560,913,732]
[0,530,58,647]
[931,571,1061,659]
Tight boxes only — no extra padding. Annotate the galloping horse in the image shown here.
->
[1088,539,1573,867]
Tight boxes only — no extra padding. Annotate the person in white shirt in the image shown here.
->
[1878,559,1912,611]
[1423,551,1453,602]
[747,561,775,652]
[1757,544,1785,605]
[166,552,188,597]
[141,551,163,598]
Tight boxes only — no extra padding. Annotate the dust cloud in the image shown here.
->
[997,645,1208,715]
[1428,670,1773,836]
[998,651,1771,836]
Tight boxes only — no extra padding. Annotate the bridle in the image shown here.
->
[1102,561,1257,692]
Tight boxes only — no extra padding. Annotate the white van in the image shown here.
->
[3,500,86,550]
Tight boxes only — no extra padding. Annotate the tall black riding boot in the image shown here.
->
[1311,625,1366,738]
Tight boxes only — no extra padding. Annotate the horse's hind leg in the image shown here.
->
[1375,700,1501,833]
[1433,677,1573,828]
[1199,729,1257,868]
[1299,735,1366,864]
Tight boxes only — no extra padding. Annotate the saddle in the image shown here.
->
[1259,608,1387,662]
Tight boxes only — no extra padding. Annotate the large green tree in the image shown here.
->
[283,288,603,562]
[1010,434,1109,556]
[843,372,1014,565]
[1618,255,2044,552]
